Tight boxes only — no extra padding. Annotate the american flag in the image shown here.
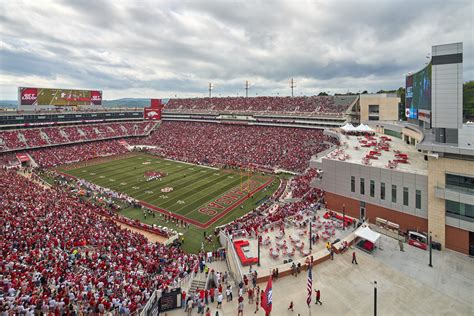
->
[307,265,313,306]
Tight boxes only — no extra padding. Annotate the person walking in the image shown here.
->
[205,307,211,316]
[352,251,358,264]
[237,301,244,316]
[187,299,194,315]
[330,248,334,260]
[315,289,322,305]
[217,293,223,309]
[288,301,294,311]
[248,287,254,304]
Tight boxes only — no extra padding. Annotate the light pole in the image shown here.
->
[428,231,433,267]
[309,219,312,251]
[208,82,213,98]
[342,204,346,231]
[257,235,261,266]
[374,281,377,316]
[289,78,296,97]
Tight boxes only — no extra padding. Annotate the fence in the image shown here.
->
[140,290,162,316]
[219,230,244,284]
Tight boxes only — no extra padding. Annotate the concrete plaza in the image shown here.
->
[166,235,473,316]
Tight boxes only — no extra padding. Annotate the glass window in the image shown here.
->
[403,187,409,206]
[446,200,474,219]
[370,180,375,197]
[360,178,365,195]
[446,174,474,194]
[351,176,355,193]
[392,185,397,203]
[416,190,421,209]
[381,182,385,200]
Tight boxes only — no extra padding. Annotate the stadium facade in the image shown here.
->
[313,43,474,255]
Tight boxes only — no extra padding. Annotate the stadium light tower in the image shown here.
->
[208,82,214,98]
[245,80,250,98]
[289,78,296,97]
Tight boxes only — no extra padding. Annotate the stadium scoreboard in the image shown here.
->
[19,87,102,107]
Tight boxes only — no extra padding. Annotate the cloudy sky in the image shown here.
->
[0,0,472,100]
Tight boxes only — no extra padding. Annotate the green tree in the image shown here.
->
[463,81,474,121]
[317,92,329,96]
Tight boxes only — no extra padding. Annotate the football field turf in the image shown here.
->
[59,153,277,228]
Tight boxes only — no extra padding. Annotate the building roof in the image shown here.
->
[316,130,428,175]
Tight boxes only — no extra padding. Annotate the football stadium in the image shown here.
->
[1,1,473,316]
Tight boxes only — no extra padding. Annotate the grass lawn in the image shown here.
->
[58,153,282,253]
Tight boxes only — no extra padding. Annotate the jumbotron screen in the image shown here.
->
[19,87,102,106]
[405,63,431,119]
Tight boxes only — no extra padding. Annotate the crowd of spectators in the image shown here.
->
[290,168,320,198]
[129,121,337,172]
[29,140,129,168]
[222,185,325,239]
[165,96,356,114]
[0,122,156,152]
[0,169,200,315]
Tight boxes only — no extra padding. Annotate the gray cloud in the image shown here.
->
[0,0,472,99]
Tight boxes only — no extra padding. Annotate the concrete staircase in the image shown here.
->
[189,273,207,293]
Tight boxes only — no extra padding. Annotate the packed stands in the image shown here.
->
[165,95,357,115]
[0,130,26,150]
[0,121,156,152]
[130,121,336,172]
[29,140,129,167]
[290,168,320,198]
[0,152,19,166]
[222,185,325,238]
[0,169,199,314]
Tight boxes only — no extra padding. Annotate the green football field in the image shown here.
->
[58,153,277,229]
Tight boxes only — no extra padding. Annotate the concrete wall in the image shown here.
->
[458,124,474,149]
[431,43,463,129]
[321,159,428,219]
[427,156,474,253]
[360,94,400,123]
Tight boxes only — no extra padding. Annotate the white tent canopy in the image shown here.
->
[340,123,355,131]
[355,226,381,244]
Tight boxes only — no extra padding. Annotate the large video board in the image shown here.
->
[405,64,431,119]
[19,87,102,106]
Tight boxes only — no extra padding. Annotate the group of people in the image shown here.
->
[165,95,355,114]
[289,168,320,198]
[0,121,155,151]
[183,269,257,316]
[0,168,202,315]
[29,140,129,167]
[128,121,336,172]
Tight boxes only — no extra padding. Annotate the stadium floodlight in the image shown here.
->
[245,80,250,98]
[208,83,214,98]
[289,78,296,97]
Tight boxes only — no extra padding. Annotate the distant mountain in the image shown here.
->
[0,100,18,108]
[103,98,151,108]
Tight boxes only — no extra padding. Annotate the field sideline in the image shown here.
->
[59,153,278,229]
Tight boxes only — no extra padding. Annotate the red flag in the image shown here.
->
[261,276,272,315]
